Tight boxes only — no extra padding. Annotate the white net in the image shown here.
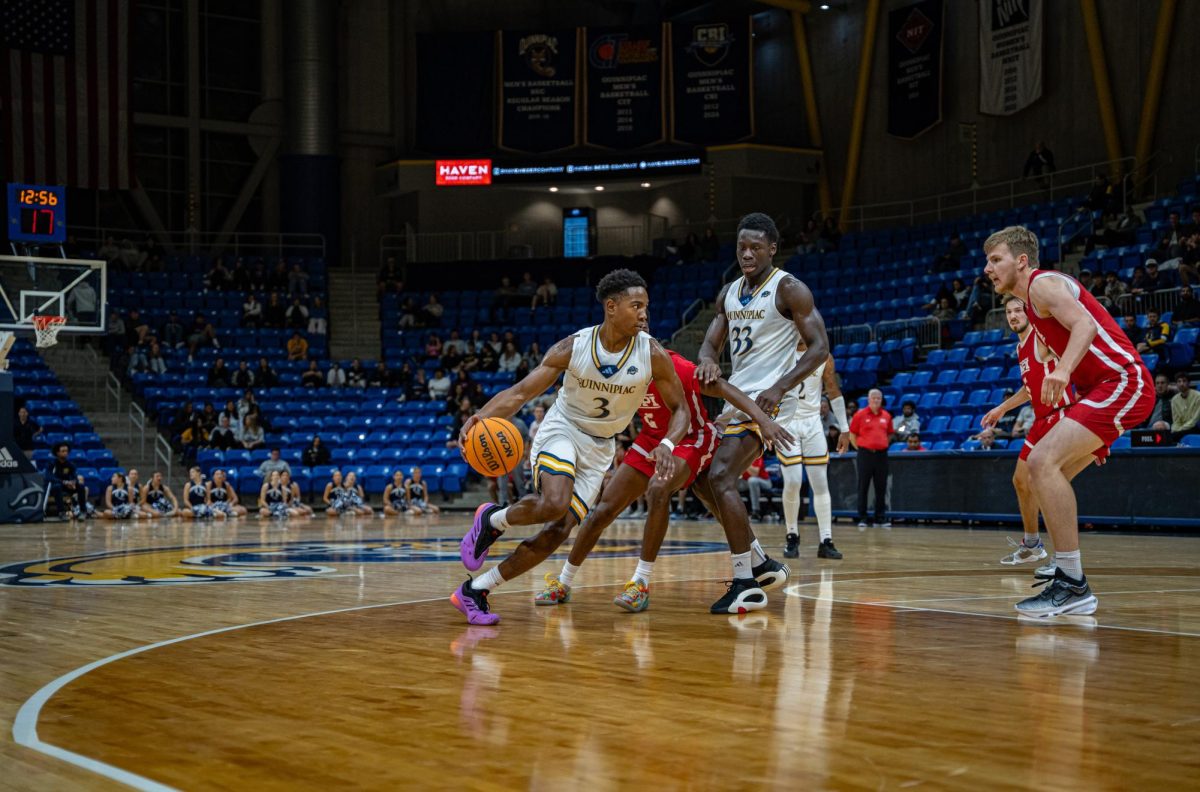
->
[33,316,66,348]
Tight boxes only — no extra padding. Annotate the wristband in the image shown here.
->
[830,396,851,433]
[658,438,676,453]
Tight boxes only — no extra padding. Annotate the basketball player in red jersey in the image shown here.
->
[982,296,1108,568]
[534,338,793,612]
[984,226,1153,617]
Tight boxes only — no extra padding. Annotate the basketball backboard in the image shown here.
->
[0,255,106,334]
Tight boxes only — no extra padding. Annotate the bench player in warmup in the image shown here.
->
[450,269,691,625]
[533,328,794,613]
[984,226,1153,617]
[983,296,1108,567]
[696,212,831,614]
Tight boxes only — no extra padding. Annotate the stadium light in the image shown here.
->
[641,182,651,188]
[594,185,605,191]
[549,186,559,192]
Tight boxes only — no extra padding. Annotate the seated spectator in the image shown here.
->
[347,358,368,389]
[126,344,150,378]
[398,297,418,328]
[421,294,444,326]
[892,401,920,441]
[443,330,468,357]
[237,389,263,424]
[486,332,503,354]
[738,456,772,520]
[160,312,185,349]
[268,259,289,291]
[307,296,327,335]
[231,360,255,389]
[288,263,308,296]
[230,258,251,291]
[207,357,231,387]
[497,342,522,373]
[1143,260,1172,292]
[1144,310,1170,354]
[208,414,239,450]
[969,427,998,450]
[1011,403,1035,439]
[97,236,120,263]
[1163,212,1186,259]
[827,425,842,451]
[934,233,966,273]
[264,292,286,328]
[950,278,970,309]
[1128,266,1150,295]
[242,293,263,327]
[241,415,266,450]
[1081,174,1111,213]
[394,362,414,390]
[376,256,400,296]
[493,276,518,316]
[1122,314,1145,350]
[1102,271,1128,310]
[187,314,219,357]
[532,276,558,310]
[368,361,391,388]
[1142,373,1174,429]
[255,357,279,387]
[425,334,443,360]
[820,397,838,437]
[302,436,331,467]
[199,403,218,433]
[287,332,308,361]
[148,343,168,376]
[407,369,429,401]
[14,406,42,455]
[1173,287,1200,326]
[933,297,957,322]
[517,271,538,300]
[479,342,499,372]
[441,343,463,372]
[524,341,543,368]
[179,412,209,458]
[797,220,819,254]
[1170,374,1200,438]
[286,297,309,330]
[205,259,233,291]
[428,367,452,400]
[256,447,290,478]
[47,442,92,520]
[219,399,239,426]
[326,360,346,388]
[301,360,324,388]
[904,434,928,452]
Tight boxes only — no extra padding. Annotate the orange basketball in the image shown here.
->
[463,417,525,477]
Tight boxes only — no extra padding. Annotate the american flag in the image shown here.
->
[2,0,133,190]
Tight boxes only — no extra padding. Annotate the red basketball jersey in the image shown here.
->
[1017,330,1075,420]
[1024,269,1146,392]
[637,351,708,440]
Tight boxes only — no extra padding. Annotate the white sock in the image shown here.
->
[781,463,803,535]
[750,539,767,565]
[472,566,506,592]
[633,559,655,585]
[807,464,832,543]
[489,507,511,531]
[1055,550,1083,581]
[558,561,579,588]
[1023,533,1040,546]
[732,551,753,580]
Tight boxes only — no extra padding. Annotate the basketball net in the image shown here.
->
[32,315,66,348]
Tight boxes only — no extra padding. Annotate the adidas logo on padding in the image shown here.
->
[0,447,18,469]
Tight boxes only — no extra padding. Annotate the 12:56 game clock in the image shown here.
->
[6,183,67,244]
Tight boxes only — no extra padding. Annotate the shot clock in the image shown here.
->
[7,184,67,244]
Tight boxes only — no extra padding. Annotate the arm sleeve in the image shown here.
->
[830,396,850,432]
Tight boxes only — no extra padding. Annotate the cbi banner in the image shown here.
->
[887,0,944,139]
[583,26,666,149]
[978,0,1043,116]
[498,30,579,152]
[669,19,753,146]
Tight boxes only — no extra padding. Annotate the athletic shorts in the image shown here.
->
[530,406,615,522]
[723,393,798,445]
[1019,410,1112,462]
[1064,368,1155,449]
[625,421,721,488]
[776,413,828,467]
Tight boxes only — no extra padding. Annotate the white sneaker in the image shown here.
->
[1034,560,1057,580]
[1001,536,1048,566]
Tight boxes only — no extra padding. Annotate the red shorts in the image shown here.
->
[1018,411,1109,462]
[1066,367,1155,448]
[625,423,721,487]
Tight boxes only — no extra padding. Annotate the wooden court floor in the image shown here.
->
[0,514,1198,790]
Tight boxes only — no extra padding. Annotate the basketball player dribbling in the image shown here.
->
[532,330,794,613]
[696,212,831,614]
[984,226,1154,617]
[450,269,692,625]
[982,297,1107,569]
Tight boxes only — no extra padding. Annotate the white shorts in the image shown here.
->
[777,413,829,467]
[723,393,799,443]
[529,406,615,522]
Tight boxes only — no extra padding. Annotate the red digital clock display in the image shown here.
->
[7,182,67,243]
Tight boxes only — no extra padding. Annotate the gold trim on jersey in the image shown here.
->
[778,449,829,467]
[569,494,589,521]
[738,267,780,302]
[590,326,637,377]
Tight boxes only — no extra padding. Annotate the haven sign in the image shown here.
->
[436,159,493,186]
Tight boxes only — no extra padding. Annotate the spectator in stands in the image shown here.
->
[47,443,91,520]
[524,341,543,368]
[249,261,268,292]
[286,298,309,330]
[242,293,263,328]
[1173,286,1200,326]
[264,292,286,328]
[447,398,476,448]
[819,397,837,436]
[933,297,957,322]
[1143,374,1174,430]
[935,233,967,273]
[237,389,262,424]
[230,258,251,291]
[1122,314,1145,350]
[347,358,368,389]
[301,360,324,388]
[479,341,499,372]
[179,411,208,459]
[517,271,538,300]
[307,296,327,335]
[126,344,150,378]
[187,313,219,357]
[965,275,995,327]
[287,332,308,361]
[160,312,185,350]
[14,406,41,456]
[205,259,233,291]
[818,217,841,252]
[303,436,331,467]
[701,226,720,261]
[288,263,308,296]
[256,447,289,478]
[326,360,347,388]
[368,361,391,388]
[230,360,254,388]
[207,358,231,387]
[1144,310,1170,355]
[1011,403,1036,439]
[1162,212,1186,259]
[199,403,218,434]
[497,342,522,373]
[892,401,920,441]
[739,456,772,521]
[209,414,238,451]
[493,276,518,317]
[904,434,928,452]
[1081,174,1111,214]
[219,399,239,426]
[848,389,893,527]
[97,236,120,264]
[949,278,970,309]
[407,369,429,402]
[240,414,265,450]
[1022,141,1055,179]
[1170,374,1200,438]
[255,358,279,387]
[428,368,452,400]
[66,278,99,327]
[440,330,465,358]
[398,297,418,328]
[797,219,819,254]
[268,260,289,292]
[1101,271,1128,311]
[969,427,998,450]
[526,404,546,446]
[148,343,167,376]
[377,256,400,296]
[1144,260,1172,292]
[422,294,444,327]
[1129,266,1151,295]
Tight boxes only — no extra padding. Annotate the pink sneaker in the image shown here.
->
[450,579,500,625]
[460,502,501,572]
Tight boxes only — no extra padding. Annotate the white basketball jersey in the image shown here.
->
[723,268,799,397]
[791,358,826,418]
[554,326,653,438]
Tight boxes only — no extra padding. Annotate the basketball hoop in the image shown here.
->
[32,315,67,348]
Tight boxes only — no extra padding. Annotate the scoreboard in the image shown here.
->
[6,183,67,244]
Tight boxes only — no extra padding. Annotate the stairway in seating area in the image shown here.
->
[327,268,381,362]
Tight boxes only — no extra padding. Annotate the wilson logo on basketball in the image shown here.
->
[476,433,502,474]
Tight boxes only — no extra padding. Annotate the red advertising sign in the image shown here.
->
[435,159,493,185]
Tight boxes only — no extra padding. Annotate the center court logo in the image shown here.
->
[0,538,727,587]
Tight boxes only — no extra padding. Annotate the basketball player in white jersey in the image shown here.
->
[778,345,848,560]
[697,212,831,614]
[451,269,692,625]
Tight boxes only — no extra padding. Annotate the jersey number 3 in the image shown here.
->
[593,397,611,419]
[731,326,754,356]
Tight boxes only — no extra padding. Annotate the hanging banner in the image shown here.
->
[498,29,579,152]
[978,0,1043,116]
[669,19,754,146]
[583,25,666,149]
[887,0,944,139]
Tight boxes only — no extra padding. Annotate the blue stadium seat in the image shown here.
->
[1110,436,1132,450]
[932,440,957,451]
[1179,435,1200,448]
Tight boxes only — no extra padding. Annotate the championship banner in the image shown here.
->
[887,0,944,139]
[669,19,753,146]
[583,25,665,149]
[978,0,1043,116]
[498,29,579,153]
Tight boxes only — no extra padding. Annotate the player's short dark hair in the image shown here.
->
[736,212,779,245]
[595,268,647,303]
[902,400,916,410]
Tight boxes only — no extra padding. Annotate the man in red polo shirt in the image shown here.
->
[848,388,894,527]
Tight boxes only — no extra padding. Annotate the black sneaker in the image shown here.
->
[817,538,843,560]
[1014,568,1098,618]
[751,556,790,590]
[710,577,768,614]
[783,533,800,559]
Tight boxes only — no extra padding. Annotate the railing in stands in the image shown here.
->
[389,224,649,264]
[828,323,874,347]
[1117,286,1185,318]
[155,433,173,487]
[104,371,122,414]
[129,401,146,458]
[68,227,326,260]
[875,316,942,349]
